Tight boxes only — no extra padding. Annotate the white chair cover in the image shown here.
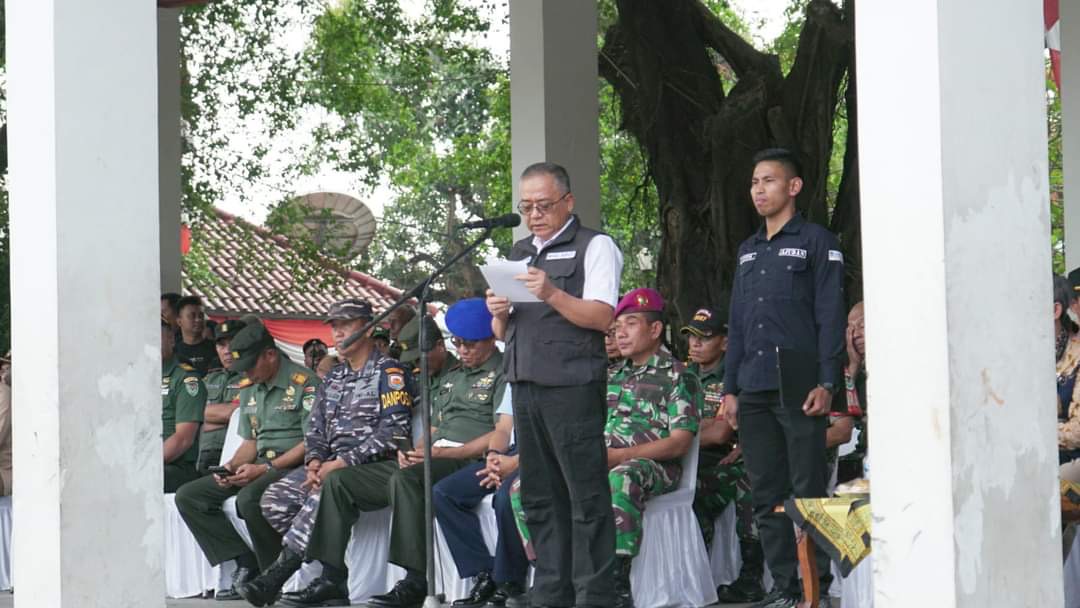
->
[165,409,243,598]
[631,436,718,608]
[1065,532,1080,607]
[0,497,13,591]
[709,502,740,586]
[433,493,501,603]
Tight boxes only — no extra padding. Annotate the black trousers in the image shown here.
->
[512,381,615,608]
[737,390,832,596]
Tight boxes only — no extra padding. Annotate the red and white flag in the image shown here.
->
[1047,0,1062,90]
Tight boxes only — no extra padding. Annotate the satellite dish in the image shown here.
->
[285,192,377,259]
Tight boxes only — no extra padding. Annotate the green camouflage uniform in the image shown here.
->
[511,350,700,558]
[689,360,757,552]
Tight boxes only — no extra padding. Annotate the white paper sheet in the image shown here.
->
[479,258,541,302]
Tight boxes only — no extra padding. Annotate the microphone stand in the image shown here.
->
[338,226,496,607]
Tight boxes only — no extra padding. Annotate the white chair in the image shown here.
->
[0,496,13,591]
[164,410,245,598]
[432,493,503,603]
[631,435,717,607]
[709,503,741,587]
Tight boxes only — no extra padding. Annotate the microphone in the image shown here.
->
[457,213,521,230]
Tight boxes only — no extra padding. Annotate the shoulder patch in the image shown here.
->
[291,372,308,385]
[387,372,406,391]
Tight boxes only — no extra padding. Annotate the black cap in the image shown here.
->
[214,319,247,342]
[324,298,374,323]
[372,327,391,341]
[397,315,443,363]
[1069,268,1080,297]
[228,320,277,372]
[679,306,728,338]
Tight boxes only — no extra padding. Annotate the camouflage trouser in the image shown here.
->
[259,466,323,554]
[511,457,679,559]
[693,450,756,552]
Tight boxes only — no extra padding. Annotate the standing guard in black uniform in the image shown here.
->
[722,148,846,608]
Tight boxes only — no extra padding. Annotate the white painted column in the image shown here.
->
[858,2,1062,606]
[7,0,165,606]
[159,8,183,293]
[509,0,600,241]
[1063,0,1080,272]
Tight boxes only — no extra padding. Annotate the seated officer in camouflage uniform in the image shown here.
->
[175,319,320,601]
[289,298,503,608]
[235,299,416,607]
[162,312,207,492]
[197,319,250,475]
[512,288,701,608]
[681,306,765,603]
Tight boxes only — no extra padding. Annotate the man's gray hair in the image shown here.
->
[521,162,572,195]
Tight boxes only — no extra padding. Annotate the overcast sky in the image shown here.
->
[217,0,792,223]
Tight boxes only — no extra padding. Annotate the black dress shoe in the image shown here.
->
[216,566,257,601]
[452,571,497,608]
[715,576,766,603]
[491,581,526,607]
[366,578,426,608]
[278,576,350,607]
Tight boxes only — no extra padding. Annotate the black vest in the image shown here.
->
[504,216,609,386]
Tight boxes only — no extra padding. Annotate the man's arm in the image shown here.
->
[203,402,238,426]
[826,415,855,449]
[304,382,332,464]
[723,259,747,396]
[516,234,623,333]
[609,429,694,465]
[225,439,257,470]
[269,441,306,470]
[699,417,736,448]
[486,413,514,453]
[813,231,847,387]
[163,422,200,463]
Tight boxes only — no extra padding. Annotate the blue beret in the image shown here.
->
[445,298,494,341]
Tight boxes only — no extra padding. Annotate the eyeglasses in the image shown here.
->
[451,337,482,349]
[517,192,570,216]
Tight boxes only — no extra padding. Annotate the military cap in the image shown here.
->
[679,306,728,338]
[214,319,247,342]
[372,327,391,341]
[445,298,494,341]
[324,298,374,322]
[614,288,664,318]
[1069,267,1080,296]
[397,314,443,363]
[227,319,277,373]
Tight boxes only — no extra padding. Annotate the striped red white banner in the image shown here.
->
[1047,0,1062,89]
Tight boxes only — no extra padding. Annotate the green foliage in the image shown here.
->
[1050,61,1065,274]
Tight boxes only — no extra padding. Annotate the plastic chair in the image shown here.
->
[631,435,718,607]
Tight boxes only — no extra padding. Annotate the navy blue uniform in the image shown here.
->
[723,212,845,598]
[724,212,846,394]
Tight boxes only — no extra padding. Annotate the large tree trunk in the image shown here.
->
[600,0,857,328]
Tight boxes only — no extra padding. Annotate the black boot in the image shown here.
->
[236,548,303,607]
[452,571,497,607]
[613,557,634,608]
[716,537,766,603]
[216,564,257,601]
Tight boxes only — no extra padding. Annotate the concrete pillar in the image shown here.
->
[857,1,1062,606]
[1063,0,1080,272]
[509,0,600,241]
[158,8,183,293]
[7,0,165,606]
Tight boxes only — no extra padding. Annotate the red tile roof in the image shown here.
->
[182,207,405,319]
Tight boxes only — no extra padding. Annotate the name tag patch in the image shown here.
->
[739,253,757,265]
[779,248,807,259]
[828,250,844,263]
[546,251,577,261]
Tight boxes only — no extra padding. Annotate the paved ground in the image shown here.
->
[0,591,757,607]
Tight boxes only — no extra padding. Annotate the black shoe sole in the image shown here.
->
[279,599,350,607]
